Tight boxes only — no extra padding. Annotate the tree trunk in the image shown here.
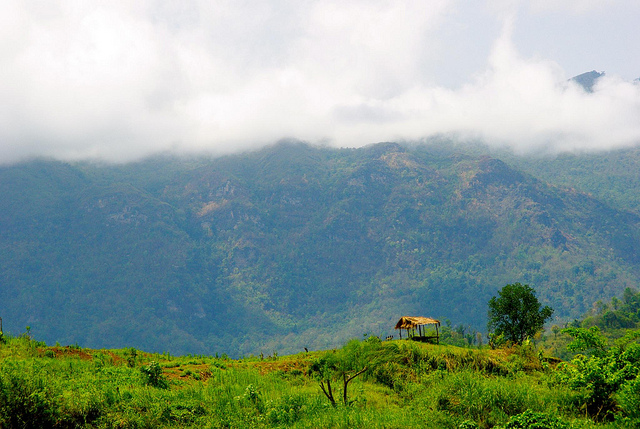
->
[342,367,367,406]
[319,379,336,407]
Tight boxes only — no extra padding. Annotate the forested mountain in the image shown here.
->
[2,141,640,356]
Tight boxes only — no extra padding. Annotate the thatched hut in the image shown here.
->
[394,316,440,344]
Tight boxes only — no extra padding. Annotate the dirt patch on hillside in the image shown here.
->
[243,357,312,375]
[45,346,94,361]
[164,363,214,382]
[40,347,125,365]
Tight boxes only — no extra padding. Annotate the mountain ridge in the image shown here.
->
[2,141,640,356]
[570,70,605,92]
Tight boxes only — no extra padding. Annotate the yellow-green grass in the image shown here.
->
[0,335,625,428]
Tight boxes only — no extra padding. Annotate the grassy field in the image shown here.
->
[0,331,635,429]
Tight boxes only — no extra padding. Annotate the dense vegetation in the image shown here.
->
[543,287,640,359]
[500,145,640,215]
[3,279,640,428]
[2,141,640,356]
[1,321,639,429]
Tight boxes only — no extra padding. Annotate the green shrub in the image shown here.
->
[160,401,206,425]
[265,394,305,424]
[59,396,104,428]
[431,370,544,427]
[140,361,168,389]
[556,328,640,421]
[0,371,59,428]
[617,374,640,421]
[126,347,138,368]
[372,361,405,390]
[498,409,570,429]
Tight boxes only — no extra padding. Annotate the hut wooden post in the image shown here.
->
[395,316,441,345]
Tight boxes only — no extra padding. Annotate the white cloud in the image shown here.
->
[333,21,640,152]
[0,0,639,163]
[488,0,632,15]
[527,0,622,14]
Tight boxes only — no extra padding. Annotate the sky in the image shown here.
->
[1,0,639,164]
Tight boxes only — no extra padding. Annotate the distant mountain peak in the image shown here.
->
[570,70,605,92]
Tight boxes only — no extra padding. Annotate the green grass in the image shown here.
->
[0,334,633,428]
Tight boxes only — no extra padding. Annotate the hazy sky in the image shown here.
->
[1,0,639,163]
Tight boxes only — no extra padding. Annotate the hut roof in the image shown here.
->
[394,316,440,330]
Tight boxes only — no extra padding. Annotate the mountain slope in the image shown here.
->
[1,142,640,356]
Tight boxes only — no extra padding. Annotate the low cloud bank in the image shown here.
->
[1,1,639,163]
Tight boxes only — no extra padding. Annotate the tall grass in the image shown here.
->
[0,334,618,428]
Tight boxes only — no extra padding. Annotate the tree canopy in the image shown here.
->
[488,283,553,344]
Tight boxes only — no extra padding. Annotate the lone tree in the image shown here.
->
[308,338,375,407]
[308,353,367,407]
[488,283,553,344]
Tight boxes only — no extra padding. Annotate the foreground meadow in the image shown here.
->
[0,331,637,429]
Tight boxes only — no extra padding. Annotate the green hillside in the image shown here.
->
[505,146,640,215]
[2,142,640,356]
[2,328,639,428]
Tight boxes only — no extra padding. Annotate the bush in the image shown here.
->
[140,361,168,388]
[126,347,138,368]
[498,409,570,429]
[555,328,640,421]
[160,401,206,425]
[617,374,640,422]
[0,371,59,428]
[265,394,305,424]
[432,370,540,427]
